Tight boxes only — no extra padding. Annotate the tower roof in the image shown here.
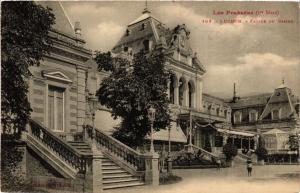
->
[128,9,161,26]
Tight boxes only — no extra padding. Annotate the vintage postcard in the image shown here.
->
[1,1,299,193]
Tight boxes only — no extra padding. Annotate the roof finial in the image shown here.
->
[282,78,285,85]
[142,0,151,14]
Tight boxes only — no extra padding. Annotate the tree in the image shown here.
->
[1,2,55,139]
[223,143,238,161]
[287,134,299,152]
[96,49,171,147]
[255,147,268,161]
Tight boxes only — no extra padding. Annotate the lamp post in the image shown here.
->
[148,106,156,153]
[167,122,172,174]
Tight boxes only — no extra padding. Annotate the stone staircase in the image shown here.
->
[27,120,148,192]
[68,141,93,155]
[68,141,144,190]
[101,157,144,190]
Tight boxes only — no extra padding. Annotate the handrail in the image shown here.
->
[187,144,220,160]
[85,125,146,171]
[28,119,91,174]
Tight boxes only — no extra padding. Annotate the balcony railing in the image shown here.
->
[85,125,146,171]
[29,119,91,174]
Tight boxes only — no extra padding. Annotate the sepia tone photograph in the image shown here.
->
[1,1,299,193]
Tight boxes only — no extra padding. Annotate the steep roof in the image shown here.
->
[229,93,271,109]
[260,87,295,119]
[37,1,75,36]
[128,8,161,26]
[203,93,230,107]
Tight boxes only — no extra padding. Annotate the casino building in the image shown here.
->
[25,2,300,169]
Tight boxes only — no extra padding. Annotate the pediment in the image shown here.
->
[42,70,72,83]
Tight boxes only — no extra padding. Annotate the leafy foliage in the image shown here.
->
[255,147,268,160]
[287,134,299,151]
[96,49,171,147]
[1,140,27,191]
[94,51,114,72]
[1,2,55,139]
[223,143,238,161]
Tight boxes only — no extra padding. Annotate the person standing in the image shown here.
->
[247,158,253,176]
[216,159,221,171]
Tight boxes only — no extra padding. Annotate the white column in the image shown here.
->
[197,79,203,110]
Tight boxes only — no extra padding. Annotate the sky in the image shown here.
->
[62,1,300,99]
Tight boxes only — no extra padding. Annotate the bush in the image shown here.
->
[255,147,268,160]
[223,143,238,161]
[159,172,182,185]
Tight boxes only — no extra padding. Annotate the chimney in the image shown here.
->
[74,21,82,37]
[232,82,240,103]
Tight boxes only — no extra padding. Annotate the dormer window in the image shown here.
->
[249,110,258,122]
[234,111,242,124]
[124,47,128,52]
[296,104,300,118]
[143,39,150,51]
[272,109,281,120]
[216,107,220,116]
[140,23,146,30]
[126,29,130,36]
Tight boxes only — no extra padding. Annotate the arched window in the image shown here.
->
[234,111,242,124]
[169,74,176,104]
[141,23,146,30]
[179,78,185,106]
[188,81,194,108]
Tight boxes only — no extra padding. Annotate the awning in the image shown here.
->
[146,122,187,143]
[262,128,287,135]
[217,128,255,137]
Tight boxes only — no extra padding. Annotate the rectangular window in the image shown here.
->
[234,113,241,123]
[249,112,257,122]
[48,86,65,131]
[272,110,280,120]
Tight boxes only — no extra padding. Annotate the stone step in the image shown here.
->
[103,170,127,175]
[103,178,139,184]
[68,143,90,146]
[102,173,132,179]
[103,181,144,190]
[102,159,115,164]
[102,162,116,166]
[75,148,91,151]
[102,166,121,170]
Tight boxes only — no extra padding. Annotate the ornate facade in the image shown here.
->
[108,8,233,154]
[28,2,92,139]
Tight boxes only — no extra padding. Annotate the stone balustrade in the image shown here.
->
[29,119,92,174]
